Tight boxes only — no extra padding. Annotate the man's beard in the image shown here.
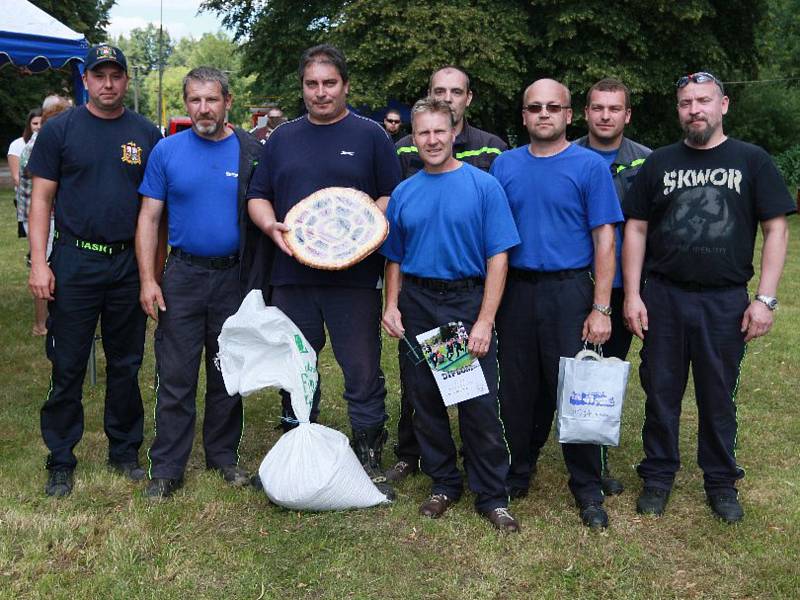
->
[683,118,717,146]
[195,118,221,135]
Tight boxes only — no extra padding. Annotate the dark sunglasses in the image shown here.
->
[384,118,401,124]
[676,72,724,92]
[523,103,570,114]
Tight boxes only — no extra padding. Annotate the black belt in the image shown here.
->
[54,230,132,255]
[510,266,589,283]
[650,272,742,292]
[171,247,239,270]
[404,274,483,291]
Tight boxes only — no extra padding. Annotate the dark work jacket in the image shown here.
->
[395,121,508,179]
[234,127,274,297]
[574,135,651,201]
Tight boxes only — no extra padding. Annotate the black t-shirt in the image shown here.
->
[623,138,796,286]
[28,106,162,243]
[246,112,401,287]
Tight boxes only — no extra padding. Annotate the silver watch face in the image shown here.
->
[757,295,778,310]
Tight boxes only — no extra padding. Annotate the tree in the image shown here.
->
[129,32,256,128]
[201,0,347,115]
[203,0,768,148]
[114,24,175,73]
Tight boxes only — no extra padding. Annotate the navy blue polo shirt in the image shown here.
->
[381,163,519,279]
[246,112,401,287]
[27,105,162,243]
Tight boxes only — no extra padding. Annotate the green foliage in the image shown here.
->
[757,0,800,80]
[201,0,346,116]
[725,83,800,155]
[123,31,257,128]
[774,144,800,187]
[203,0,767,146]
[113,24,175,73]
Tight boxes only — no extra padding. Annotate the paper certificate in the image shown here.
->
[416,322,489,406]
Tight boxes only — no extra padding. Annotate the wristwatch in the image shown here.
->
[755,294,778,311]
[592,303,612,317]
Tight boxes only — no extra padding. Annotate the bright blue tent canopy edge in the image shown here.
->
[0,29,89,105]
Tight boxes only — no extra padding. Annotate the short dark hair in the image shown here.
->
[385,109,401,119]
[586,77,630,109]
[23,107,43,142]
[299,44,349,83]
[182,66,230,100]
[411,97,455,131]
[429,66,471,94]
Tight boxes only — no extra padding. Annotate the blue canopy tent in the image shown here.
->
[0,0,89,105]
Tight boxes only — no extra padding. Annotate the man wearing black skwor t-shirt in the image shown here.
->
[622,72,795,523]
[246,44,401,498]
[27,45,162,497]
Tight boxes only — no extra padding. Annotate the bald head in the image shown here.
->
[522,78,573,146]
[523,78,571,107]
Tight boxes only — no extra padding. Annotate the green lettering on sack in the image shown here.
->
[294,334,309,353]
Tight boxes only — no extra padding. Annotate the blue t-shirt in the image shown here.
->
[246,112,402,287]
[27,105,162,243]
[593,147,619,167]
[490,144,623,271]
[139,130,241,257]
[381,163,520,279]
[585,145,624,287]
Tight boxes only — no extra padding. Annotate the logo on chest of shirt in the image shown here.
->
[340,150,355,156]
[120,141,143,165]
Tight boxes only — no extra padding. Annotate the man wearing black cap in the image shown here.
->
[27,45,162,497]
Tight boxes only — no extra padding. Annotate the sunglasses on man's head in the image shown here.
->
[676,72,724,92]
[523,103,570,114]
[385,118,400,124]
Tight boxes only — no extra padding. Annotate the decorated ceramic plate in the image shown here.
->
[283,187,389,270]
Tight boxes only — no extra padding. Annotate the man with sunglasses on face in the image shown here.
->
[387,66,508,485]
[575,78,652,497]
[383,109,403,142]
[490,79,623,529]
[622,71,794,523]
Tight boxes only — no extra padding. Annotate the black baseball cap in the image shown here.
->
[85,45,128,73]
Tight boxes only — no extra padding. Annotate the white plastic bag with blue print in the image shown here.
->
[556,348,630,446]
[217,290,389,511]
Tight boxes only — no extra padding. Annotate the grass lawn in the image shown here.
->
[0,186,797,599]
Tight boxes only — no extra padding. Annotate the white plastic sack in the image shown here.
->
[217,290,388,510]
[556,349,630,446]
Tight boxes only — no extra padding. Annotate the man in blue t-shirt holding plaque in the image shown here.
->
[27,45,162,497]
[381,97,521,532]
[136,67,262,500]
[246,45,401,494]
[491,78,623,529]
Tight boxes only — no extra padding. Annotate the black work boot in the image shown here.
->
[352,425,395,501]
